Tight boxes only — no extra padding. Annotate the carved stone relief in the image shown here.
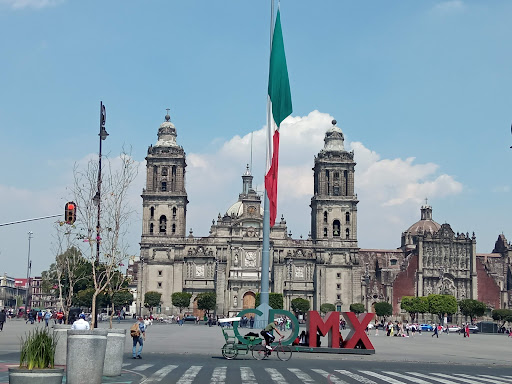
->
[196,264,205,277]
[245,251,256,267]
[295,266,304,278]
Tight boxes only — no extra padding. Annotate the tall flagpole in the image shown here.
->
[259,0,275,318]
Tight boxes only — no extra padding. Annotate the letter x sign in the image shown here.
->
[341,312,375,350]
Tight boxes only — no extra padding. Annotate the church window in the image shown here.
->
[159,215,167,233]
[333,186,340,196]
[337,284,341,289]
[337,294,341,300]
[161,181,167,192]
[323,228,328,238]
[337,272,341,278]
[336,305,341,312]
[153,165,158,191]
[171,166,177,191]
[333,220,341,237]
[157,282,162,288]
[326,170,330,195]
[334,172,339,179]
[172,207,177,218]
[345,212,350,223]
[323,211,328,223]
[344,170,348,195]
[161,167,168,176]
[149,223,154,234]
[172,224,176,234]
[150,207,155,218]
[345,228,350,239]
[390,259,397,266]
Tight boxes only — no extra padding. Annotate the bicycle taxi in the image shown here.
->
[219,317,262,360]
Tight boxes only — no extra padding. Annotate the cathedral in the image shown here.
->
[134,113,511,318]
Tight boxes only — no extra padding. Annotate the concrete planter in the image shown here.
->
[52,325,71,366]
[66,329,108,384]
[8,367,64,384]
[103,329,127,376]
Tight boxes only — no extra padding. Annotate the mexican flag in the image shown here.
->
[264,9,292,227]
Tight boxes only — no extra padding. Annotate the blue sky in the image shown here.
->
[1,0,512,277]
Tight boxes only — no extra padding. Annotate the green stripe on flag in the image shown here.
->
[268,10,292,128]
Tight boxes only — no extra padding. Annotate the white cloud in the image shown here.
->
[184,111,463,245]
[0,0,63,9]
[0,110,465,276]
[431,1,465,15]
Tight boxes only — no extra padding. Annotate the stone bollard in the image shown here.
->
[103,329,127,376]
[53,324,71,366]
[66,329,108,384]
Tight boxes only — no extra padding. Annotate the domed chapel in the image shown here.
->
[133,114,511,318]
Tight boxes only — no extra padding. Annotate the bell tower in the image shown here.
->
[310,120,358,243]
[141,111,188,239]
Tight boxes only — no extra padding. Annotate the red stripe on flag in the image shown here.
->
[265,130,280,227]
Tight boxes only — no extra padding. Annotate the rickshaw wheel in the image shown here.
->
[222,343,238,360]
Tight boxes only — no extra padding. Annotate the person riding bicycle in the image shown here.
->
[260,320,283,352]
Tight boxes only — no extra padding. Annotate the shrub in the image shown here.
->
[19,328,58,369]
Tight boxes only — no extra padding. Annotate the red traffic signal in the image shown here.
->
[65,202,77,224]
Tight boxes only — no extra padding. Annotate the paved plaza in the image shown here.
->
[0,318,510,365]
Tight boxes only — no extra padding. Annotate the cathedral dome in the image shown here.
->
[156,113,178,147]
[226,201,244,217]
[226,201,264,217]
[323,120,345,152]
[405,205,441,235]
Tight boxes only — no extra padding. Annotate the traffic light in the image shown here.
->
[65,202,77,224]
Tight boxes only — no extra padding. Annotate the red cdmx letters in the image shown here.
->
[341,312,374,350]
[307,311,341,348]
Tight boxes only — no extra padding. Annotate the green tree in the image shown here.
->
[400,296,429,322]
[74,288,107,309]
[41,244,90,323]
[171,292,192,313]
[427,294,458,323]
[112,290,134,309]
[491,309,512,326]
[291,298,310,315]
[255,293,284,309]
[458,299,486,322]
[144,291,162,313]
[320,303,336,314]
[196,292,216,315]
[374,301,392,319]
[349,303,365,314]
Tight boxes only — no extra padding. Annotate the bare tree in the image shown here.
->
[42,223,89,324]
[72,150,138,328]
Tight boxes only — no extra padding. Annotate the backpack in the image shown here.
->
[130,322,141,337]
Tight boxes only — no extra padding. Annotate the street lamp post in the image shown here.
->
[95,102,108,263]
[92,102,108,327]
[24,231,33,319]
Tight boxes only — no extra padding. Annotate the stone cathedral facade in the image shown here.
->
[135,113,511,318]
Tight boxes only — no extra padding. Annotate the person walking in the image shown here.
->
[44,311,52,327]
[131,317,146,359]
[71,313,90,330]
[432,323,439,338]
[0,309,6,331]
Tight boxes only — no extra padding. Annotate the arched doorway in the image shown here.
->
[243,292,256,310]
